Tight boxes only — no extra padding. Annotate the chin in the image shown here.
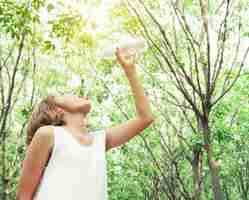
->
[84,111,90,117]
[85,104,91,113]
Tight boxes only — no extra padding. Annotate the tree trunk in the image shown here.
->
[192,149,202,200]
[201,118,223,200]
[0,131,7,200]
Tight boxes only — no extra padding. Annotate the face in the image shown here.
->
[56,95,91,115]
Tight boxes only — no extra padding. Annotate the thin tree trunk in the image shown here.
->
[0,32,25,200]
[191,116,203,200]
[192,149,202,200]
[201,118,223,200]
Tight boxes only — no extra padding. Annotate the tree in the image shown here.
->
[126,0,249,199]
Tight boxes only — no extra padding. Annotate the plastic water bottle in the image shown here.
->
[101,36,148,59]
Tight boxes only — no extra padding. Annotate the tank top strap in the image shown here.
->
[93,129,106,152]
[46,126,64,164]
[47,126,72,167]
[53,126,68,150]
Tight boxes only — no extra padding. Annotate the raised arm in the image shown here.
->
[105,47,155,151]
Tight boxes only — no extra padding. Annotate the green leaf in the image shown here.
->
[42,40,55,53]
[243,32,249,37]
[184,0,193,7]
[47,3,55,12]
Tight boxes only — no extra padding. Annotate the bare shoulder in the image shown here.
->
[35,125,54,138]
[36,125,54,135]
[31,125,54,148]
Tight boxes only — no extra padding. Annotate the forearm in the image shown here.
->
[125,66,154,119]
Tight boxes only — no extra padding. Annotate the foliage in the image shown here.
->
[0,0,249,200]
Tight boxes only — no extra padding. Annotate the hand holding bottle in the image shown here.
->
[101,36,148,60]
[115,47,136,74]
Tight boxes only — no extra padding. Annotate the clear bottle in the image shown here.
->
[101,36,148,59]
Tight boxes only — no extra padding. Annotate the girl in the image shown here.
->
[16,47,155,200]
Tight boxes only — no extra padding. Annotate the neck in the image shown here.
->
[65,124,88,134]
[64,112,88,134]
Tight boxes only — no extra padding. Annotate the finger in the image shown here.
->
[116,47,126,55]
[115,47,119,54]
[115,47,120,57]
[115,47,122,60]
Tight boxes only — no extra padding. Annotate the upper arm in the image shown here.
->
[105,115,154,151]
[16,126,54,200]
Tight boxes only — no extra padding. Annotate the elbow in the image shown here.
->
[16,195,32,200]
[16,191,32,200]
[16,196,21,200]
[140,114,156,125]
[16,195,24,200]
[147,115,156,125]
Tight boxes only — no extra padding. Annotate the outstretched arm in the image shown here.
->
[105,47,155,151]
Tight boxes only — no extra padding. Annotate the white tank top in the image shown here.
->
[33,126,108,200]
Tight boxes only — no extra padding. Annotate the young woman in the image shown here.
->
[16,47,155,200]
